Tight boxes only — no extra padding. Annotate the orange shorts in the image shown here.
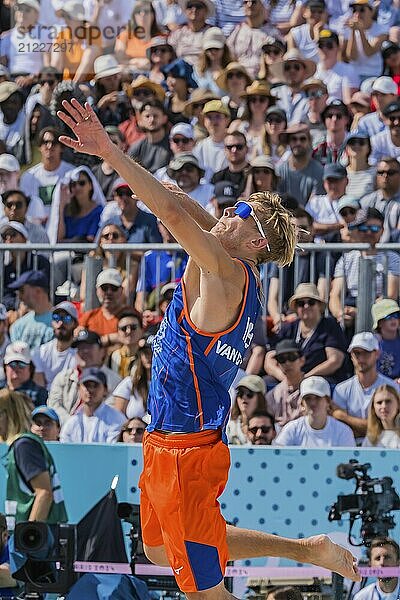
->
[138,429,230,593]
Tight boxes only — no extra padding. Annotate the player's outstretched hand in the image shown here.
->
[57,99,110,157]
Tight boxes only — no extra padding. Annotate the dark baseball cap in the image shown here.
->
[274,339,302,356]
[381,40,400,57]
[321,99,350,120]
[306,0,326,8]
[383,100,400,117]
[71,329,102,348]
[8,269,49,291]
[80,367,107,387]
[214,180,240,205]
[323,163,347,180]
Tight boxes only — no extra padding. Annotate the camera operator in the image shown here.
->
[353,537,399,600]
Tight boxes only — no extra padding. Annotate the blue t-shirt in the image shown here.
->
[377,337,400,380]
[9,310,53,349]
[125,209,162,244]
[64,204,103,240]
[0,541,16,597]
[137,250,188,293]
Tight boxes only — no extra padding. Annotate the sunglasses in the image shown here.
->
[69,179,87,188]
[284,63,303,72]
[357,224,382,233]
[192,102,206,110]
[119,323,139,333]
[40,79,56,86]
[237,388,256,399]
[253,167,272,175]
[100,284,120,292]
[264,47,281,56]
[318,41,336,50]
[347,138,367,147]
[7,360,28,369]
[101,231,121,240]
[151,47,171,54]
[295,298,318,308]
[186,1,206,8]
[178,164,197,173]
[233,201,270,249]
[388,115,400,124]
[225,143,245,150]
[276,352,301,364]
[290,135,308,142]
[340,208,357,217]
[353,5,367,12]
[133,88,152,98]
[172,136,191,144]
[115,188,132,197]
[2,230,19,239]
[5,200,24,210]
[325,113,344,120]
[382,312,400,321]
[248,425,273,434]
[267,116,285,124]
[377,169,400,176]
[134,7,152,13]
[123,426,145,434]
[306,89,325,99]
[227,71,245,79]
[52,312,74,324]
[249,95,269,103]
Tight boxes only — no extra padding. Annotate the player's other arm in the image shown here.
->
[58,100,233,276]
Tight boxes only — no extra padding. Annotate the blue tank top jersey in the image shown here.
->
[147,260,261,443]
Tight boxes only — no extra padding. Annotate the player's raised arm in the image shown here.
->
[58,99,231,275]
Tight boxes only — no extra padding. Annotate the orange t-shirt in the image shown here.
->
[116,31,151,59]
[79,307,118,336]
[55,27,103,81]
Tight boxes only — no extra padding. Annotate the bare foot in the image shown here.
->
[301,535,361,582]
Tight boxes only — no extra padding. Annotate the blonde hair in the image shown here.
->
[367,384,400,446]
[0,389,33,444]
[249,191,297,267]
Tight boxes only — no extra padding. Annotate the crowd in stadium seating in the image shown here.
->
[0,0,398,452]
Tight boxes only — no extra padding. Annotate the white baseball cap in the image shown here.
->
[4,341,31,365]
[300,376,330,399]
[371,76,398,95]
[96,268,123,288]
[0,220,29,240]
[169,123,194,140]
[0,154,20,172]
[348,331,379,353]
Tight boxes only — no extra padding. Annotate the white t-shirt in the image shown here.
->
[342,22,387,78]
[362,429,400,448]
[32,339,77,390]
[60,402,126,443]
[20,160,74,217]
[112,376,148,420]
[274,415,356,447]
[370,128,400,165]
[353,580,400,600]
[315,61,359,101]
[0,26,54,74]
[333,373,400,419]
[193,138,228,179]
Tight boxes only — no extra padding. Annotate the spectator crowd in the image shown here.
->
[0,0,399,455]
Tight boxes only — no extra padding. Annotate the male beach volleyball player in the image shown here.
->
[58,99,361,598]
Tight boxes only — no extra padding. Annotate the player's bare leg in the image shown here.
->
[226,526,361,581]
[144,529,360,583]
